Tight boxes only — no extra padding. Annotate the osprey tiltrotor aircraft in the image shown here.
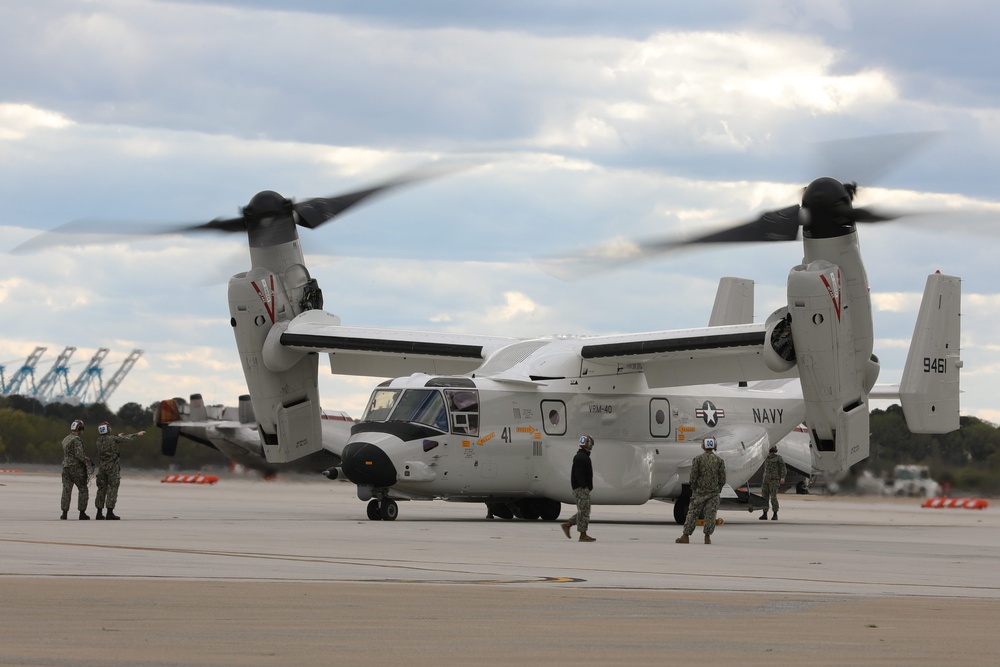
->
[220,170,960,522]
[155,393,354,478]
[20,158,963,523]
[154,279,821,507]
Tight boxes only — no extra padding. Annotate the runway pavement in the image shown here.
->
[1,469,998,666]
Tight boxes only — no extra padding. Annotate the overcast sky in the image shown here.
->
[2,0,999,425]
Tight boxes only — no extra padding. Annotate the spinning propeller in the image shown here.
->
[536,133,941,279]
[10,162,461,254]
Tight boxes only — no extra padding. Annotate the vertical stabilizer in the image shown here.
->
[708,277,754,326]
[899,273,962,433]
[189,393,208,422]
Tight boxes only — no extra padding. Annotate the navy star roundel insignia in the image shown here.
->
[695,400,725,427]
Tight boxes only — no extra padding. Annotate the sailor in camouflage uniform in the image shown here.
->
[561,435,597,542]
[759,445,787,521]
[94,421,146,520]
[60,419,92,520]
[676,437,727,544]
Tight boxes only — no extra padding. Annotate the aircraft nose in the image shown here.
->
[341,441,398,488]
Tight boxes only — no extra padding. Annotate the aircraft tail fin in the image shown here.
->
[238,394,255,424]
[154,398,185,457]
[708,277,754,326]
[155,398,183,425]
[897,272,962,433]
[189,393,208,422]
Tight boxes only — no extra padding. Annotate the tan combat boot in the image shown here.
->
[561,522,572,539]
[579,532,596,542]
[675,534,689,544]
[704,534,712,544]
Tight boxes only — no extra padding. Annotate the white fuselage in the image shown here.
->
[348,371,804,506]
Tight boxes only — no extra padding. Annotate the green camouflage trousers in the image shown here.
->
[95,466,122,510]
[683,493,721,536]
[761,481,780,513]
[61,467,88,512]
[566,488,592,533]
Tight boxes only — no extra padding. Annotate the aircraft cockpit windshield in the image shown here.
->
[364,388,401,421]
[392,389,449,431]
[362,387,479,435]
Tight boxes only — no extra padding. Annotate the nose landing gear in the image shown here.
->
[366,495,399,521]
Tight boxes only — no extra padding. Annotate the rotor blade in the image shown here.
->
[662,205,802,247]
[180,216,247,233]
[851,206,902,223]
[812,132,942,186]
[295,161,468,229]
[8,217,241,254]
[535,205,802,280]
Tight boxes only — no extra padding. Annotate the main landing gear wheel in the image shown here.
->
[490,503,514,520]
[673,496,690,525]
[502,498,561,521]
[539,498,562,521]
[367,499,382,521]
[380,499,399,521]
[517,499,541,520]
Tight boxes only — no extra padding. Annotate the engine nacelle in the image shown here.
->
[787,258,870,472]
[229,266,323,463]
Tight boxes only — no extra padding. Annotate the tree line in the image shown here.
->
[2,396,999,492]
[0,395,229,471]
[867,405,1000,494]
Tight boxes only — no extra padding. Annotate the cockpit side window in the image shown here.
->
[364,389,401,422]
[390,389,449,431]
[446,389,479,436]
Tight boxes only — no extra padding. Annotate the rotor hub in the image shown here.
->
[801,177,857,239]
[243,190,293,224]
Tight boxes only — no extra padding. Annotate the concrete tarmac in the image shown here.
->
[1,469,998,666]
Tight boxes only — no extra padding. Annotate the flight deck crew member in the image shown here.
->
[759,445,787,521]
[561,435,596,542]
[94,421,146,520]
[60,419,92,520]
[676,437,727,544]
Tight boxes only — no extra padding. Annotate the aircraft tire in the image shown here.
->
[673,496,690,525]
[380,500,399,521]
[366,499,382,521]
[539,499,562,521]
[518,499,541,520]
